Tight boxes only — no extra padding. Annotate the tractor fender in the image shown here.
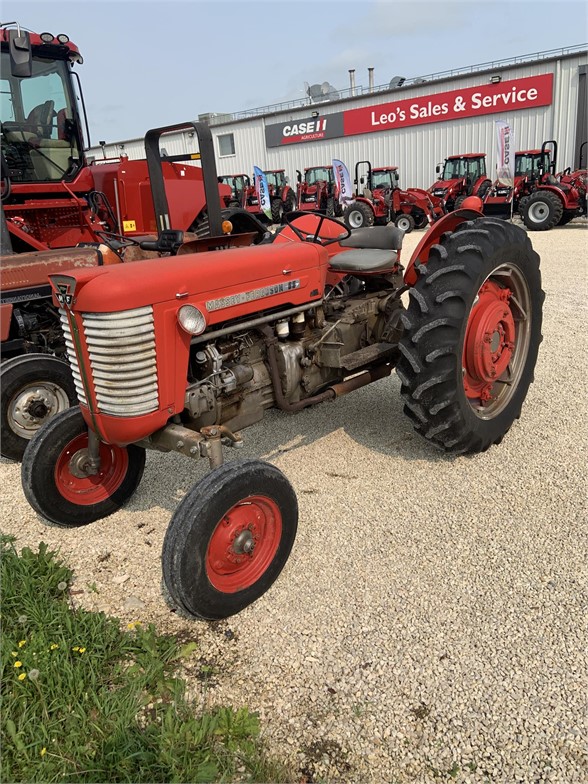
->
[404,205,483,286]
[534,184,569,205]
[353,195,375,210]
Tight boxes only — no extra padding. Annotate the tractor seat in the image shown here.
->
[329,248,397,273]
[340,224,404,250]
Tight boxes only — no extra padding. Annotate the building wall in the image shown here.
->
[90,51,587,191]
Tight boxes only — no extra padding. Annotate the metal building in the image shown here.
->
[90,45,587,191]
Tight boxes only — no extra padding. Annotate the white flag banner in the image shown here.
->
[495,120,515,187]
[332,159,353,205]
[253,166,272,220]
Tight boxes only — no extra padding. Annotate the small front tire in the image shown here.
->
[21,407,146,527]
[1,354,77,462]
[162,459,298,620]
[394,213,415,233]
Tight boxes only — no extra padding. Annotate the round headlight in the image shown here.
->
[57,33,70,43]
[178,305,206,335]
[40,32,54,42]
[221,220,233,235]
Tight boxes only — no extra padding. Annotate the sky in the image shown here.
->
[4,0,588,144]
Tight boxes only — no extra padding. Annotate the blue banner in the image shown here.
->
[253,166,273,219]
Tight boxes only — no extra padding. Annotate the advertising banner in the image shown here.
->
[495,120,515,187]
[332,159,353,205]
[253,166,272,219]
[264,74,553,147]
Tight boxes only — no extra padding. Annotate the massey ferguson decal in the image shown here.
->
[264,74,553,147]
[265,114,344,147]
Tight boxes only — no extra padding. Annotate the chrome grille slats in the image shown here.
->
[59,309,87,405]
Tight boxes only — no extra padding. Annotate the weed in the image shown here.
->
[0,536,288,783]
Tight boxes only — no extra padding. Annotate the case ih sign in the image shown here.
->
[265,74,553,147]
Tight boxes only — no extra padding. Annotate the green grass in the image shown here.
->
[0,535,287,783]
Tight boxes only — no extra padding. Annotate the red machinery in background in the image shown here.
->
[429,153,491,212]
[296,166,342,216]
[342,161,444,232]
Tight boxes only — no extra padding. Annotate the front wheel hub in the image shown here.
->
[8,383,70,439]
[463,281,515,402]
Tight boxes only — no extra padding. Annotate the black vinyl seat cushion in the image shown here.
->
[340,225,404,250]
[329,248,398,272]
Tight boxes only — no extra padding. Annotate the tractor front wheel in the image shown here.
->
[1,354,77,462]
[162,459,298,620]
[282,190,297,219]
[522,190,563,231]
[397,217,543,453]
[270,198,282,224]
[394,213,415,233]
[21,407,146,526]
[343,201,374,229]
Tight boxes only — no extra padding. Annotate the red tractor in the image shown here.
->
[0,24,241,460]
[556,140,587,218]
[264,170,297,222]
[19,124,545,622]
[342,161,445,232]
[296,166,341,216]
[429,154,492,212]
[520,141,584,230]
[482,148,550,218]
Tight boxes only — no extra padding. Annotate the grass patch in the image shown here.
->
[0,535,287,783]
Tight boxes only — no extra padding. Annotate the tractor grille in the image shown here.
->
[59,309,87,407]
[60,306,159,417]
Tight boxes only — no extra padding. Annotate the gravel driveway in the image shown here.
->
[2,221,587,783]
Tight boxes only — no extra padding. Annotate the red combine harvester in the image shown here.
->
[296,166,341,216]
[0,23,242,459]
[342,161,445,232]
[519,140,584,230]
[19,121,545,621]
[429,154,491,212]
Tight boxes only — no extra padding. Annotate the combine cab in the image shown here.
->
[429,153,491,212]
[343,161,444,232]
[296,166,341,216]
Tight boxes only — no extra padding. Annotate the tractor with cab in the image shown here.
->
[296,166,341,216]
[21,121,545,622]
[429,153,492,212]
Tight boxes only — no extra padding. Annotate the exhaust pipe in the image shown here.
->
[349,69,356,96]
[368,67,374,93]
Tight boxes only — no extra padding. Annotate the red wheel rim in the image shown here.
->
[463,280,516,404]
[54,434,129,505]
[206,495,282,594]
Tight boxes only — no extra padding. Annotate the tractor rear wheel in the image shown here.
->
[395,213,415,233]
[282,190,297,218]
[396,217,543,453]
[413,212,428,230]
[343,201,374,229]
[326,197,336,218]
[21,407,146,526]
[522,190,563,231]
[454,194,467,211]
[1,354,77,462]
[517,195,530,217]
[162,459,298,620]
[558,211,576,226]
[271,198,282,224]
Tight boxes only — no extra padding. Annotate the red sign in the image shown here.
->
[343,73,553,137]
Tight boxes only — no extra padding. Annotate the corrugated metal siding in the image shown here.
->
[89,53,587,191]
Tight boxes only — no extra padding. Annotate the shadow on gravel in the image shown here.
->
[130,375,461,516]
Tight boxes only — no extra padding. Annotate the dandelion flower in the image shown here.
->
[127,621,142,629]
[50,644,59,650]
[57,582,67,591]
[11,652,18,657]
[78,648,86,654]
[18,615,27,624]
[18,672,26,681]
[40,748,46,757]
[14,661,22,668]
[29,669,40,681]
[18,640,26,647]
[72,646,80,652]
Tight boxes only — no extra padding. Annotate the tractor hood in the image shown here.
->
[50,242,328,324]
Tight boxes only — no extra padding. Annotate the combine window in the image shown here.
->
[265,171,286,189]
[1,52,82,183]
[515,153,548,177]
[442,157,486,181]
[218,133,235,156]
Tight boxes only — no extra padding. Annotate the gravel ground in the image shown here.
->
[2,220,587,783]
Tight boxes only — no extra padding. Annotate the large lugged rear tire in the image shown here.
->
[22,407,146,526]
[343,201,374,229]
[522,190,563,231]
[162,459,298,620]
[1,354,77,462]
[396,218,544,454]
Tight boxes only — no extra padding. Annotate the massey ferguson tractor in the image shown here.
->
[296,166,342,216]
[342,161,444,232]
[20,119,545,623]
[429,153,492,212]
[519,141,584,230]
[0,23,232,460]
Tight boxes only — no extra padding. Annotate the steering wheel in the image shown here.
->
[284,210,351,246]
